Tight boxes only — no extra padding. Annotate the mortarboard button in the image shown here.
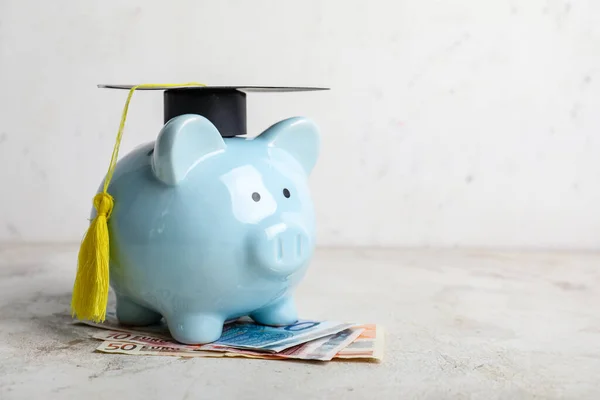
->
[98,84,329,138]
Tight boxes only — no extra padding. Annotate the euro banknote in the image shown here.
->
[93,326,364,361]
[78,312,354,352]
[334,324,384,361]
[95,341,224,358]
[78,311,384,361]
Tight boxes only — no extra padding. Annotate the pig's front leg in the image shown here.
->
[165,313,225,344]
[251,296,298,326]
[116,294,162,326]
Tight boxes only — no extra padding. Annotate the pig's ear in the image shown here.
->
[257,117,320,175]
[152,114,226,185]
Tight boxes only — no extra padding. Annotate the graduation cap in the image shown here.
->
[98,84,329,137]
[71,82,329,323]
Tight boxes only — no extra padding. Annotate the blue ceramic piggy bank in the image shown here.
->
[96,114,320,344]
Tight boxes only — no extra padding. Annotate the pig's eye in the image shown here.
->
[252,192,261,202]
[283,188,291,198]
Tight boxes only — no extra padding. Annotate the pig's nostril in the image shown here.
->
[277,236,283,261]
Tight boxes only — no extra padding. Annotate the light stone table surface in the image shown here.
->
[0,244,599,399]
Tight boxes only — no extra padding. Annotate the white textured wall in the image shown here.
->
[1,0,599,249]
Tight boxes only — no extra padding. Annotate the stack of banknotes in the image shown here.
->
[77,311,384,362]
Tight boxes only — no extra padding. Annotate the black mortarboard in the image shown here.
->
[98,84,329,138]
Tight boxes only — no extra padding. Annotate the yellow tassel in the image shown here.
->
[71,81,206,322]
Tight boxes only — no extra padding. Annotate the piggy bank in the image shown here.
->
[95,113,320,344]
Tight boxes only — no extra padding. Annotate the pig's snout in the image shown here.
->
[250,222,312,276]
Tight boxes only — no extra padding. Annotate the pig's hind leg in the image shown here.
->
[251,296,298,326]
[116,294,163,326]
